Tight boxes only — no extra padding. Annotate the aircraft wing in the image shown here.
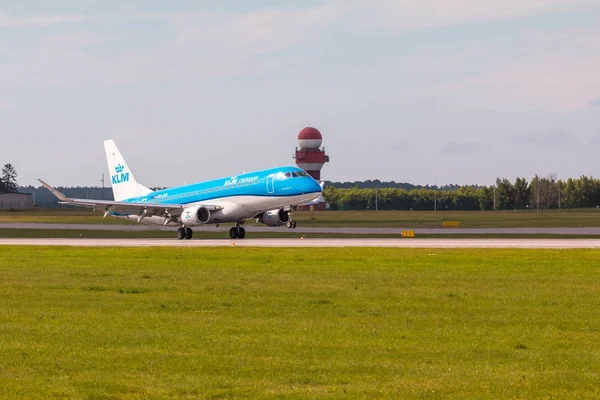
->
[38,178,188,220]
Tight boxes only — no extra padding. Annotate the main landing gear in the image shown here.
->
[286,220,297,229]
[229,224,246,239]
[177,227,193,240]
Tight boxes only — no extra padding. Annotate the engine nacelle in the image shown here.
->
[258,208,289,227]
[180,205,212,225]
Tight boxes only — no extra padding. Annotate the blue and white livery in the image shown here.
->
[39,140,322,239]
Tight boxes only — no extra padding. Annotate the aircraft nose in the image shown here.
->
[311,179,322,193]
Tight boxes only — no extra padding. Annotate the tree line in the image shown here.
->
[13,173,600,211]
[324,179,467,191]
[0,164,18,193]
[324,175,600,211]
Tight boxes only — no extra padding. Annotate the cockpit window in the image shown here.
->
[284,172,292,178]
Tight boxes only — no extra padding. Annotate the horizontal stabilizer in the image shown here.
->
[37,178,70,201]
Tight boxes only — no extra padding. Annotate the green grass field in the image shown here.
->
[296,209,600,228]
[0,209,134,225]
[1,247,599,399]
[3,208,600,228]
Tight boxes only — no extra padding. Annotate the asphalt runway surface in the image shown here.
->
[3,223,600,235]
[2,238,600,248]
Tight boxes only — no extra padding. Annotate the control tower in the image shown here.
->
[293,127,329,181]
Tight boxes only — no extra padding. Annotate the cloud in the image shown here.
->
[511,130,576,147]
[590,133,600,145]
[389,141,410,151]
[143,1,600,51]
[590,97,600,107]
[158,5,342,55]
[353,0,599,32]
[431,28,600,112]
[0,4,342,84]
[2,2,599,98]
[0,10,99,27]
[443,141,480,155]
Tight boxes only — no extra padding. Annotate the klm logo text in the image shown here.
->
[112,164,130,185]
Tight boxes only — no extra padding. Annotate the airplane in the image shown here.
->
[38,140,323,239]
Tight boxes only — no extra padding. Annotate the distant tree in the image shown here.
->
[543,173,559,209]
[513,177,530,209]
[478,187,494,210]
[562,178,576,208]
[494,178,515,210]
[1,163,18,193]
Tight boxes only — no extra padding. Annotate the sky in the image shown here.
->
[1,1,600,187]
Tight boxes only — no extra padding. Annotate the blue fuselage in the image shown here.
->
[124,166,321,206]
[116,166,322,225]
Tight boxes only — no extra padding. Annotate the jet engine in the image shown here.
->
[258,208,289,227]
[180,205,212,225]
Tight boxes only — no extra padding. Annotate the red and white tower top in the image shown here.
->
[294,126,329,181]
[298,126,323,149]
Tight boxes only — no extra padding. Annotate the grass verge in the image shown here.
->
[4,209,600,228]
[0,247,599,399]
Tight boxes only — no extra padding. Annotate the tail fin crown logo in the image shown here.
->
[111,164,129,185]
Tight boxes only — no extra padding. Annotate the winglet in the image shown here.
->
[37,178,70,201]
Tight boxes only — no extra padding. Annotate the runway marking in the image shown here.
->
[2,238,600,248]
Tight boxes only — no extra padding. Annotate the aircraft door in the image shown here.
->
[266,174,275,193]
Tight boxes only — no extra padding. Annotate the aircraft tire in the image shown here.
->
[185,228,193,240]
[238,227,246,239]
[229,227,238,239]
[177,227,186,240]
[292,221,297,229]
[287,220,293,229]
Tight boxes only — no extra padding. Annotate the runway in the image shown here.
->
[3,223,600,235]
[2,238,600,248]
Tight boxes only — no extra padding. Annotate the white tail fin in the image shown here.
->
[104,140,153,201]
